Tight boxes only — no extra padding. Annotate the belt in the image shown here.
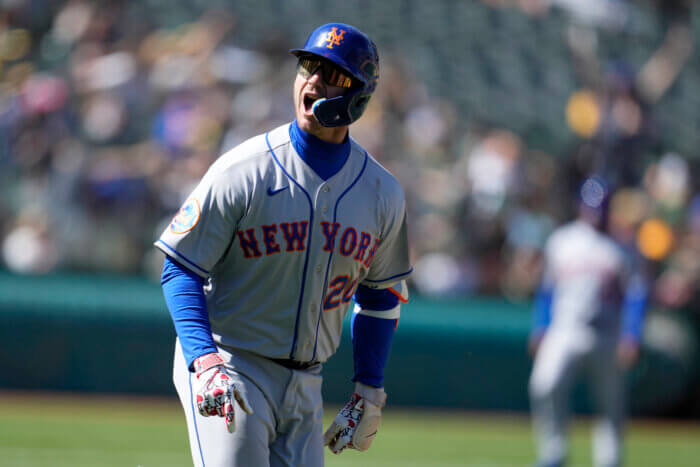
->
[268,358,319,371]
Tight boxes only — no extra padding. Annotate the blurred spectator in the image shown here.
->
[2,208,59,274]
[465,129,521,217]
[654,194,700,312]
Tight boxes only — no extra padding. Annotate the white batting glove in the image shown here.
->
[323,382,386,454]
[193,352,253,433]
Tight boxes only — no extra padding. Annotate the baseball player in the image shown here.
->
[155,23,412,467]
[528,176,649,467]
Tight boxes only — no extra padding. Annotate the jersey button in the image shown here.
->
[321,205,328,212]
[315,265,321,273]
[322,186,330,192]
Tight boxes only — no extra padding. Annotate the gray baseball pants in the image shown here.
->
[173,340,325,467]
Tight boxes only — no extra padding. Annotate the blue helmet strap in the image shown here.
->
[312,88,368,127]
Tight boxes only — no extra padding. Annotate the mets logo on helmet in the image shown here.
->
[324,27,346,49]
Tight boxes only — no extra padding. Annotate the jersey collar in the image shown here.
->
[289,120,351,181]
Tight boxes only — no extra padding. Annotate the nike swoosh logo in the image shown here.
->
[267,186,288,196]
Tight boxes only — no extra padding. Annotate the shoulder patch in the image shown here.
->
[170,198,201,234]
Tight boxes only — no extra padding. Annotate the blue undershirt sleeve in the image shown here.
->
[621,274,648,342]
[532,284,553,336]
[351,285,400,388]
[161,256,218,370]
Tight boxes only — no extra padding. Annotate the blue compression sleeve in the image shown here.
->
[161,256,218,370]
[351,285,399,388]
[532,284,553,335]
[621,275,648,342]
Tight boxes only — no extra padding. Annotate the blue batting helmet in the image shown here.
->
[290,23,379,127]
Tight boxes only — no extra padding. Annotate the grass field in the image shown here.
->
[1,392,699,466]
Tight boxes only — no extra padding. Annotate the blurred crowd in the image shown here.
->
[0,0,697,318]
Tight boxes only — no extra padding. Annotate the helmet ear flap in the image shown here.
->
[355,95,370,108]
[349,93,371,121]
[312,89,370,127]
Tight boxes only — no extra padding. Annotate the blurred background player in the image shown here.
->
[528,176,649,467]
[156,22,411,466]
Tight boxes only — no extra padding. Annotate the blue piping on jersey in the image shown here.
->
[265,131,314,360]
[312,152,368,361]
[156,239,210,277]
[189,366,206,466]
[362,267,414,284]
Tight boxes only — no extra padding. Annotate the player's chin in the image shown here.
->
[297,110,320,132]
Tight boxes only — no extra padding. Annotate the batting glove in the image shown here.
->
[323,382,386,454]
[193,352,253,433]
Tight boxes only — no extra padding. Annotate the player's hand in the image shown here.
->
[193,352,253,433]
[323,383,386,454]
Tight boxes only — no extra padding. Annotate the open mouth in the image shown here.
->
[303,94,320,113]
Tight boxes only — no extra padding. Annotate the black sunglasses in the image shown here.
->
[297,57,355,89]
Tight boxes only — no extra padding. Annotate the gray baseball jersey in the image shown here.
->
[541,219,628,337]
[156,122,412,364]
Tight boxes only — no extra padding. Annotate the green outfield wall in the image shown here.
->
[0,271,697,416]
